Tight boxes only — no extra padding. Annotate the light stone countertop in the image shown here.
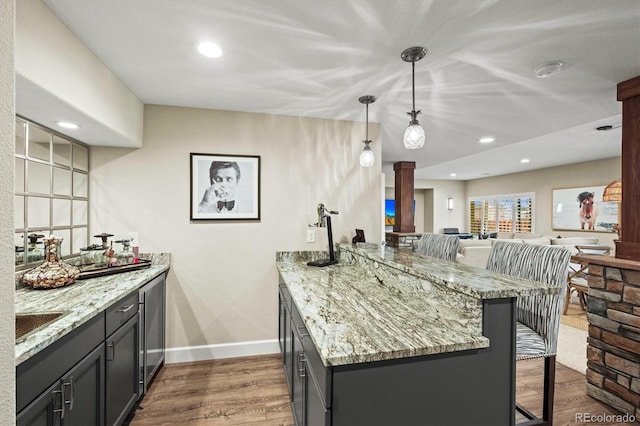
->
[277,260,490,366]
[340,243,561,299]
[16,259,169,365]
[277,244,559,367]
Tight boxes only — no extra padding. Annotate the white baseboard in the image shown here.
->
[165,339,280,364]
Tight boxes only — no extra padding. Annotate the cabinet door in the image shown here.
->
[106,314,139,426]
[17,381,62,426]
[140,275,165,395]
[305,374,330,426]
[292,331,306,426]
[62,343,105,426]
[285,315,294,397]
[279,291,286,354]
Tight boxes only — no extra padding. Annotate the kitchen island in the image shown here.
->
[277,243,559,426]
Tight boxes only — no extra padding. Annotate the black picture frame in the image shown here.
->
[190,153,261,221]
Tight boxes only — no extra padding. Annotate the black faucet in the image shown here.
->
[307,203,338,267]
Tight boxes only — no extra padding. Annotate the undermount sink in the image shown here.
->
[16,312,66,341]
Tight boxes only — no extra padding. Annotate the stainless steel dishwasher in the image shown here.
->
[138,273,166,396]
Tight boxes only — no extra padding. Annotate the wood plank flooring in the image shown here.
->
[516,358,620,425]
[127,354,294,425]
[128,353,624,425]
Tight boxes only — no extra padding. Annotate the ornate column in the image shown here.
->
[615,75,640,260]
[393,161,416,233]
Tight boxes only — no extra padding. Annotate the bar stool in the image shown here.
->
[486,241,571,425]
[413,232,460,262]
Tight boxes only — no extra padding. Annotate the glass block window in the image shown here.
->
[14,117,90,268]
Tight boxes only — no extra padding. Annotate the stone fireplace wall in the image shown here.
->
[385,232,422,249]
[585,260,640,419]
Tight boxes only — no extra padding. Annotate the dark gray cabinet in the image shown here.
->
[17,273,167,426]
[61,343,105,426]
[105,294,140,426]
[279,276,518,425]
[279,285,330,426]
[17,338,105,426]
[16,381,60,426]
[278,285,293,395]
[17,313,105,426]
[138,273,166,396]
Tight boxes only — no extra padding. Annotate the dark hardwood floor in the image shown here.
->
[128,352,623,425]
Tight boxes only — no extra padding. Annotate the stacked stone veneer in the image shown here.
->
[385,232,422,248]
[585,257,640,419]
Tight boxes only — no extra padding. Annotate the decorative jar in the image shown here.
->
[22,236,80,289]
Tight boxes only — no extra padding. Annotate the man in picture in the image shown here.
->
[198,161,241,213]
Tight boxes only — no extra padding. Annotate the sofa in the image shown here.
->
[455,234,601,269]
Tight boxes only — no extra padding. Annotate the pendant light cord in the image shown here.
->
[412,60,416,113]
[365,102,369,141]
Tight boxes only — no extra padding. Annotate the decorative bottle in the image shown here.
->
[22,235,81,289]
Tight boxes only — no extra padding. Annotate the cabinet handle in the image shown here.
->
[68,376,75,410]
[107,342,116,361]
[298,352,306,378]
[297,325,309,338]
[52,385,65,420]
[118,304,135,313]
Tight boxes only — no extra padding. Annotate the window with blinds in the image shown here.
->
[468,193,534,235]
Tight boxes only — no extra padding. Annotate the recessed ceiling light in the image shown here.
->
[521,158,530,163]
[534,60,564,78]
[197,42,223,58]
[56,121,79,129]
[479,137,495,144]
[450,173,457,177]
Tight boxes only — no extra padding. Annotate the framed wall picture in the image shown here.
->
[190,153,260,221]
[552,185,618,232]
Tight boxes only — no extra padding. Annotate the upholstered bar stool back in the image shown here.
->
[414,233,460,262]
[486,240,571,425]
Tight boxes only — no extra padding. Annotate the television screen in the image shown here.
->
[385,199,416,230]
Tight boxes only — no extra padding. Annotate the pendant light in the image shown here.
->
[401,46,427,149]
[359,95,376,167]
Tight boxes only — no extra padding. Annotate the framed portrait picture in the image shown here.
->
[552,185,619,232]
[190,153,261,221]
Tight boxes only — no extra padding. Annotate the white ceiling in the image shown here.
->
[38,0,639,179]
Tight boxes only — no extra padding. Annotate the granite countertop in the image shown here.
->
[277,244,559,367]
[16,262,169,365]
[277,260,490,367]
[340,243,560,299]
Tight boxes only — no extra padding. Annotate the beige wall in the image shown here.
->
[1,0,16,422]
[90,105,382,351]
[384,158,620,244]
[466,157,621,247]
[385,178,467,233]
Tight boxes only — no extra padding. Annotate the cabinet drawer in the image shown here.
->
[106,292,139,337]
[291,303,332,409]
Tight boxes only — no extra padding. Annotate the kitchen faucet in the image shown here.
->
[308,203,338,267]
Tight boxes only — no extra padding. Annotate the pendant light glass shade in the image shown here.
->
[358,95,376,167]
[401,47,427,150]
[360,142,374,167]
[404,123,425,149]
